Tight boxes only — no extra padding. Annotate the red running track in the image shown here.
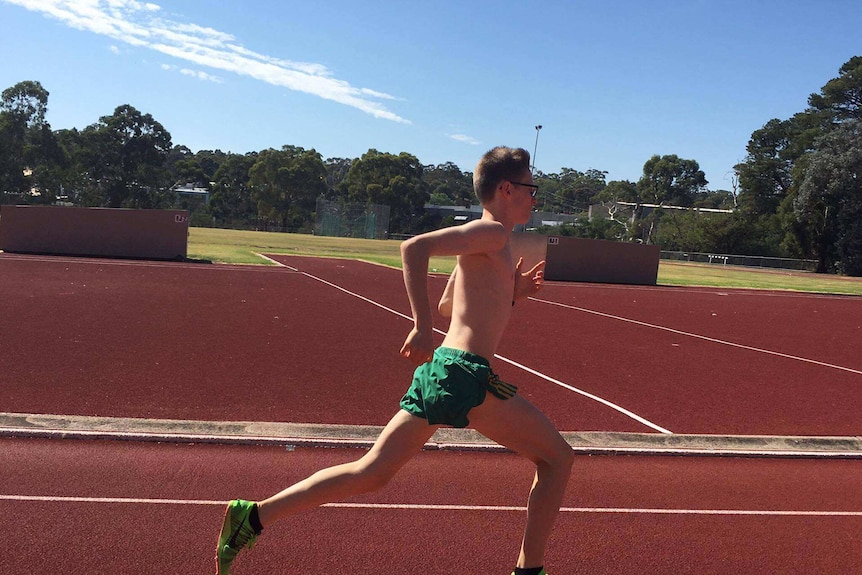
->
[2,437,860,574]
[2,253,861,436]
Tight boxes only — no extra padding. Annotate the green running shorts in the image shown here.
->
[399,346,517,428]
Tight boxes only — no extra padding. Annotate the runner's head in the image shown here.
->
[473,146,531,204]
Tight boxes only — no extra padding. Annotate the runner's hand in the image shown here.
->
[513,258,545,301]
[400,326,435,366]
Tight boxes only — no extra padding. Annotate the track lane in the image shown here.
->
[2,437,860,574]
[3,253,861,436]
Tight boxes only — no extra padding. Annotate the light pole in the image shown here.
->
[532,125,542,175]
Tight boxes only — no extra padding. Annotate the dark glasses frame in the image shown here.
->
[508,180,539,197]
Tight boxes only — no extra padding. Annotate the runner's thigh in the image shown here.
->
[469,393,570,465]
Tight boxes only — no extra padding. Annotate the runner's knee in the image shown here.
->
[541,438,575,474]
[350,458,398,493]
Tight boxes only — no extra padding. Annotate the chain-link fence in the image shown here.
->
[661,250,817,271]
[314,198,391,240]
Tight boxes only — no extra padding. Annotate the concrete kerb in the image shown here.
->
[2,412,861,459]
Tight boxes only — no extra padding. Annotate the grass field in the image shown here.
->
[188,227,862,296]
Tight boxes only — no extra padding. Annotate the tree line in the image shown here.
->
[1,55,860,274]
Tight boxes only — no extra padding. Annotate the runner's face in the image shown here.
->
[508,171,537,222]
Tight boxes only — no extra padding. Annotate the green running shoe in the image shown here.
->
[216,499,259,575]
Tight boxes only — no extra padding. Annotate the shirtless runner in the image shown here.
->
[215,146,574,575]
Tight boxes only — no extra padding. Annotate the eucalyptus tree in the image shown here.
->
[73,104,173,208]
[324,157,353,198]
[342,149,429,234]
[0,80,66,202]
[210,152,257,225]
[248,145,327,231]
[538,167,607,213]
[423,161,473,207]
[635,154,707,244]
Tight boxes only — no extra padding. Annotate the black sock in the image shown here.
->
[249,503,264,534]
[514,567,543,575]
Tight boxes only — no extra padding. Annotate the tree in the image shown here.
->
[808,56,862,124]
[1,80,48,128]
[733,56,862,267]
[635,155,707,244]
[536,168,607,214]
[793,120,862,274]
[248,146,326,231]
[0,110,27,197]
[423,162,473,207]
[593,179,637,204]
[638,154,707,207]
[0,80,66,202]
[735,112,826,217]
[324,157,353,198]
[342,149,429,234]
[73,105,173,208]
[209,152,257,225]
[165,145,203,186]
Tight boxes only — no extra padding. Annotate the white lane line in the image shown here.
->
[2,495,859,517]
[253,254,302,272]
[300,272,414,322]
[533,297,862,376]
[542,280,860,301]
[0,494,225,505]
[297,270,670,434]
[491,355,672,434]
[0,252,298,273]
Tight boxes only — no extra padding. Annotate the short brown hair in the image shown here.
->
[473,146,531,204]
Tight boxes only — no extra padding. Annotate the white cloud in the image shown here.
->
[449,134,481,145]
[161,62,223,83]
[4,0,409,123]
[179,68,223,84]
[109,44,120,54]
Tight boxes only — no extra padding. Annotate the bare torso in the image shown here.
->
[440,241,514,359]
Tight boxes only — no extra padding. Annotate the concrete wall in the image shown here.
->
[543,236,659,285]
[0,205,189,260]
[510,231,549,271]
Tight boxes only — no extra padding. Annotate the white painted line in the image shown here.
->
[300,272,414,322]
[253,253,289,267]
[542,279,859,301]
[532,297,862,376]
[298,269,670,434]
[2,495,859,517]
[491,355,672,434]
[0,253,297,273]
[330,502,862,517]
[0,494,225,506]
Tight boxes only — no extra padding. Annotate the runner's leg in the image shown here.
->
[468,393,574,568]
[257,409,438,526]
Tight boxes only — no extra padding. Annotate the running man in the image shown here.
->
[216,146,574,575]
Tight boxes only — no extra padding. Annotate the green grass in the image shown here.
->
[188,227,862,296]
[658,261,862,295]
[188,227,456,272]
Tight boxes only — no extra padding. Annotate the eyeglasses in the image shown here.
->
[508,181,539,197]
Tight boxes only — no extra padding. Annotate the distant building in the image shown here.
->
[525,210,580,229]
[423,203,580,231]
[173,183,211,204]
[423,203,484,223]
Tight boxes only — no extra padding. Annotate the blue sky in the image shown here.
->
[1,0,859,190]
